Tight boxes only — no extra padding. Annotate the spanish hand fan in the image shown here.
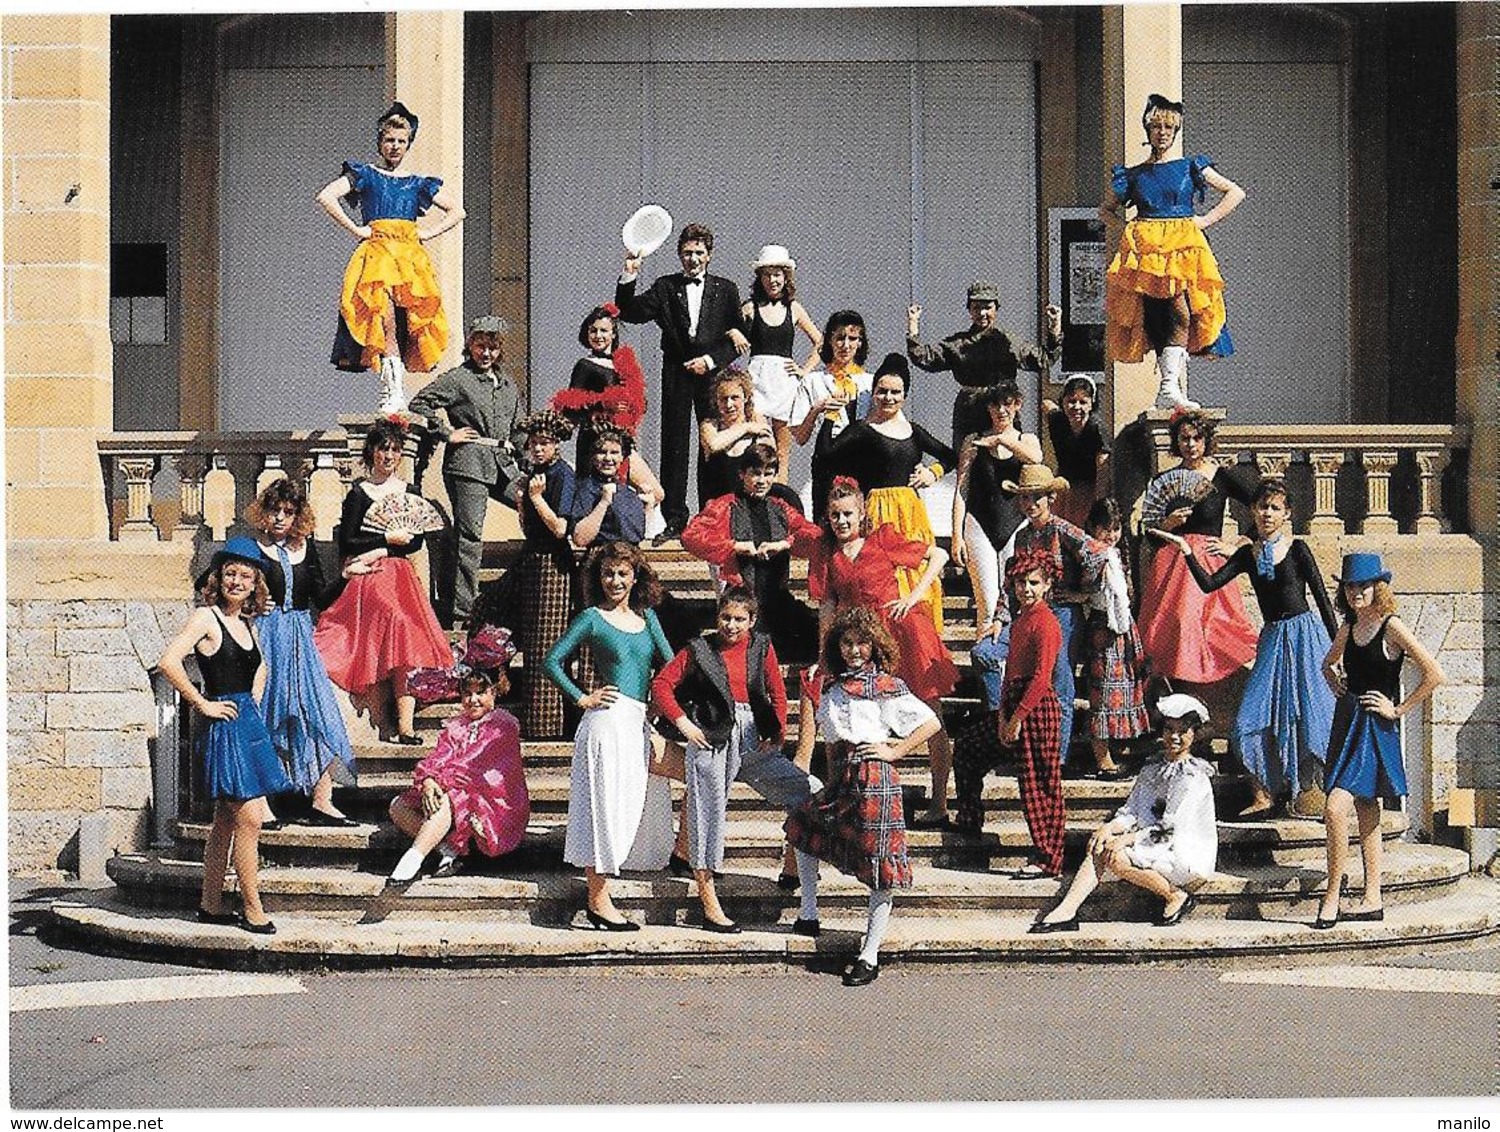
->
[1140,467,1213,526]
[360,492,446,536]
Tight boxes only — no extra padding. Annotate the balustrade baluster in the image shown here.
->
[173,453,207,542]
[1309,451,1345,534]
[1361,450,1400,534]
[1414,448,1451,534]
[118,456,160,542]
[310,453,345,543]
[202,454,238,541]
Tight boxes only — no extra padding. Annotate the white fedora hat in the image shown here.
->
[751,244,796,271]
[622,204,673,256]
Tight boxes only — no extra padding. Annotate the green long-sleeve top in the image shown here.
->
[543,606,672,705]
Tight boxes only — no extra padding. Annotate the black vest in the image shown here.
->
[674,631,780,748]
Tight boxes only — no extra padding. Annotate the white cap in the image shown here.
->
[1157,693,1210,725]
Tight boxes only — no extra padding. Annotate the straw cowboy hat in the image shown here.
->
[1001,464,1070,496]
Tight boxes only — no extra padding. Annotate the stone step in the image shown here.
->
[50,875,1500,970]
[105,842,1471,921]
[170,809,1410,872]
[336,768,1136,821]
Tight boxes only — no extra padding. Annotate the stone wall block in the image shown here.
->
[8,626,56,656]
[55,600,126,629]
[8,731,64,767]
[8,656,69,692]
[55,628,132,656]
[69,655,151,693]
[9,766,100,811]
[125,602,168,668]
[1431,684,1486,726]
[6,811,84,874]
[101,767,152,809]
[1452,592,1486,622]
[62,731,150,769]
[1440,619,1486,652]
[1409,596,1455,656]
[8,693,46,732]
[45,691,153,732]
[1435,650,1484,686]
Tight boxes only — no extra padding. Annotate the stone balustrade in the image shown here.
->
[1147,421,1469,537]
[95,425,437,544]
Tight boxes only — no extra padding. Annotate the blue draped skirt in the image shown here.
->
[257,606,355,793]
[1324,695,1407,804]
[1233,611,1336,797]
[201,692,295,801]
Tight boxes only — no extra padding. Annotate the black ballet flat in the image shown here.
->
[1154,893,1198,928]
[701,918,742,935]
[1312,911,1339,930]
[791,917,821,938]
[1343,907,1384,922]
[196,907,239,926]
[776,873,800,892]
[1095,767,1128,782]
[842,959,879,987]
[584,909,640,932]
[237,915,277,935]
[1028,916,1080,934]
[303,809,359,828]
[260,820,285,833]
[668,854,693,878]
[393,734,424,746]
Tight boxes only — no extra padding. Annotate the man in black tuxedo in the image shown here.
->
[615,222,743,538]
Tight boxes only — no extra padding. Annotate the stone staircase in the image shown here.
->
[49,544,1500,969]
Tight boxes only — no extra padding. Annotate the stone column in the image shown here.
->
[387,11,465,380]
[1100,5,1182,433]
[1455,6,1498,540]
[3,14,112,541]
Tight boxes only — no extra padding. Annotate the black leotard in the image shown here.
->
[198,609,260,697]
[1185,537,1338,636]
[746,302,795,358]
[825,421,956,491]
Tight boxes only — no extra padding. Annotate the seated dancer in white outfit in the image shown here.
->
[1030,694,1218,932]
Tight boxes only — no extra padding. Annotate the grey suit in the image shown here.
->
[409,362,525,624]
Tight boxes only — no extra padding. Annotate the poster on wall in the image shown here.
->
[1048,207,1106,380]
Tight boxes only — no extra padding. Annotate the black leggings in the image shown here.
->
[1142,294,1191,352]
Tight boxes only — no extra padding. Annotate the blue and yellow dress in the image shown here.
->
[1105,155,1234,362]
[330,160,449,374]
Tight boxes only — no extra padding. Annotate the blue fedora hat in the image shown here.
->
[1334,551,1391,587]
[194,536,265,591]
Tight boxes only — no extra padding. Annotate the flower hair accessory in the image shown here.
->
[382,411,411,429]
[830,475,862,493]
[601,302,620,319]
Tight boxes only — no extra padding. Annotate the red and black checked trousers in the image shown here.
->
[1007,688,1066,875]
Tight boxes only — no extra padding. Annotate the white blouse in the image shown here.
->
[817,682,936,746]
[1112,756,1218,883]
[789,367,874,438]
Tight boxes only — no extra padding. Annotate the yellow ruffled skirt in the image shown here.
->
[338,218,448,373]
[1104,217,1228,361]
[865,486,943,635]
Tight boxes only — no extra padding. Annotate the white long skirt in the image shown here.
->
[563,696,675,874]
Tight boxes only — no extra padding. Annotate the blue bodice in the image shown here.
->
[1110,155,1215,220]
[341,161,442,223]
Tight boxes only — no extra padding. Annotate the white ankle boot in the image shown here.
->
[377,355,409,414]
[1154,345,1199,411]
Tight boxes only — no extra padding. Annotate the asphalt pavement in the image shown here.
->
[9,879,1498,1113]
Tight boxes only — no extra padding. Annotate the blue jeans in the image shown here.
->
[971,602,1079,763]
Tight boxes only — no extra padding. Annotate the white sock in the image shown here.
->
[437,847,458,867]
[796,850,821,920]
[389,846,425,882]
[858,889,894,966]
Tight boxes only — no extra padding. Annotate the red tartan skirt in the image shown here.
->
[313,557,453,695]
[1086,611,1151,741]
[785,742,913,891]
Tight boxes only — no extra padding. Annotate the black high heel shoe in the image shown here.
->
[584,909,640,933]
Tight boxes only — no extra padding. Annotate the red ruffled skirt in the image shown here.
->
[884,605,958,705]
[1136,535,1258,684]
[313,557,453,695]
